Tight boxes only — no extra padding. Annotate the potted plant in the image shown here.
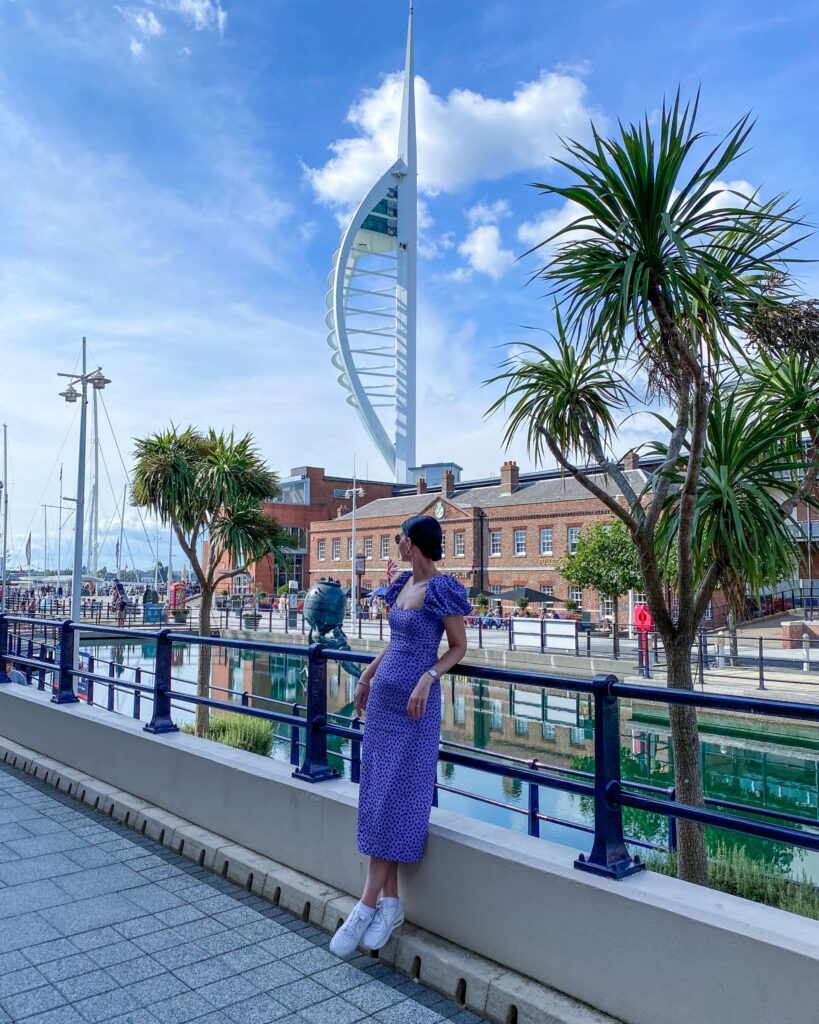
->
[257,591,271,609]
[474,593,490,613]
[242,607,262,629]
[172,606,190,625]
[515,596,530,616]
[563,598,581,620]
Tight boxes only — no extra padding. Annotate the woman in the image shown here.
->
[330,514,470,957]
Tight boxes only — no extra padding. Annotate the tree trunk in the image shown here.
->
[665,638,708,886]
[612,594,620,658]
[196,588,213,737]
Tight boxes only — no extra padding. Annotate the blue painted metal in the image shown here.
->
[107,661,115,712]
[144,630,179,735]
[52,621,79,704]
[292,644,339,783]
[4,613,819,876]
[350,716,362,784]
[574,674,644,879]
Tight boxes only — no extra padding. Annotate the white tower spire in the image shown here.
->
[325,2,418,483]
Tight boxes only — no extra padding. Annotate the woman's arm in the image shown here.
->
[353,637,390,716]
[407,615,468,720]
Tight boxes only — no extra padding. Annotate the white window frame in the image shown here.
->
[490,530,501,556]
[539,527,553,556]
[514,529,526,557]
[569,585,583,608]
[332,539,340,561]
[454,531,465,557]
[364,538,373,559]
[380,536,390,559]
[490,584,502,595]
[600,595,614,618]
[317,540,326,561]
[347,538,352,559]
[440,534,446,557]
[567,527,581,555]
[541,585,554,598]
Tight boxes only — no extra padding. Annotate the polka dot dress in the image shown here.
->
[357,572,471,863]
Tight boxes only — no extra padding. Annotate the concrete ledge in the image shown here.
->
[1,684,818,1024]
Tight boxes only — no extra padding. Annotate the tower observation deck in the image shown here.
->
[325,4,417,484]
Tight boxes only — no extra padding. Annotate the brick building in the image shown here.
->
[309,455,654,621]
[212,466,396,596]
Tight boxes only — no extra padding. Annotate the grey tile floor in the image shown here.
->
[0,762,489,1024]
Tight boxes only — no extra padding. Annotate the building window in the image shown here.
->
[454,532,465,557]
[332,539,341,560]
[541,585,554,598]
[600,595,614,618]
[317,540,326,561]
[347,538,352,559]
[490,700,503,730]
[569,586,583,608]
[514,718,529,736]
[440,534,446,557]
[490,530,501,556]
[542,723,556,741]
[539,528,553,556]
[570,727,586,747]
[380,536,389,559]
[364,538,373,559]
[567,527,581,555]
[490,584,502,595]
[514,529,526,556]
[454,695,466,726]
[333,488,347,498]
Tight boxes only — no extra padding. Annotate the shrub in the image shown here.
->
[182,712,274,757]
[647,842,819,920]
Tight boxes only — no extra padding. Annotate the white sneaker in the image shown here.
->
[362,899,404,950]
[329,904,375,957]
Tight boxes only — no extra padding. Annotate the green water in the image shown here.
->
[84,640,819,884]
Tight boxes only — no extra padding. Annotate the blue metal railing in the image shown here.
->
[1,612,818,881]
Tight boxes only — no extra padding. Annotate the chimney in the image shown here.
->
[441,469,456,498]
[623,449,640,471]
[416,477,427,495]
[499,460,519,496]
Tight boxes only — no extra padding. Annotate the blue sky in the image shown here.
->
[1,0,818,571]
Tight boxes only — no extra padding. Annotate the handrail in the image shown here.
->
[1,612,817,881]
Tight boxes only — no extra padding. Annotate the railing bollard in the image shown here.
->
[379,614,383,641]
[290,702,300,766]
[478,618,483,649]
[292,644,339,783]
[144,630,178,734]
[25,638,34,685]
[528,779,540,838]
[86,655,95,705]
[241,690,250,708]
[758,636,765,690]
[587,630,592,657]
[697,630,706,689]
[351,716,362,784]
[575,673,644,879]
[508,619,513,651]
[667,786,678,853]
[52,621,79,704]
[133,667,141,719]
[37,643,47,690]
[0,614,10,683]
[637,636,645,677]
[107,661,116,711]
[574,626,580,658]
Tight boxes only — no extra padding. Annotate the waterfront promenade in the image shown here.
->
[0,761,487,1024]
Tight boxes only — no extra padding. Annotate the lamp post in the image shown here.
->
[58,338,110,625]
[344,468,365,625]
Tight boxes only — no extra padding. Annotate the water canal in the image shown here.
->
[84,639,819,884]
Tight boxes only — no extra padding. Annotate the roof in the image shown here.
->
[334,467,650,522]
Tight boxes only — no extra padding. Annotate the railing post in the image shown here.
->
[292,644,339,783]
[508,618,513,651]
[575,673,644,879]
[25,638,34,685]
[86,655,95,706]
[37,643,47,690]
[379,614,383,641]
[574,624,580,657]
[586,630,592,657]
[667,786,678,853]
[52,621,79,704]
[478,618,483,649]
[144,630,178,734]
[0,614,11,683]
[697,630,706,689]
[290,702,300,766]
[133,667,142,719]
[528,780,540,838]
[758,636,766,690]
[107,661,115,711]
[351,716,362,784]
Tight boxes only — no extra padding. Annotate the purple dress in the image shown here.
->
[357,572,471,863]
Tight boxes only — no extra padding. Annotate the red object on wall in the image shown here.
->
[169,583,186,611]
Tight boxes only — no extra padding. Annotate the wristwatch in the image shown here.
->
[427,668,440,681]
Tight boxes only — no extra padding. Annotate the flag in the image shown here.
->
[386,559,397,581]
[25,533,31,566]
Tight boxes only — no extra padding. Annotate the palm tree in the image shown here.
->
[132,427,290,736]
[487,94,812,884]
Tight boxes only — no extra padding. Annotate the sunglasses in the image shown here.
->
[395,534,406,545]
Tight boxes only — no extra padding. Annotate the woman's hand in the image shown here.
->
[354,680,371,718]
[407,674,433,721]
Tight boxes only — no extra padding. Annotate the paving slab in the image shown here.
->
[0,761,489,1024]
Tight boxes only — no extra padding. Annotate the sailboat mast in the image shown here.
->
[91,387,99,577]
[117,484,126,578]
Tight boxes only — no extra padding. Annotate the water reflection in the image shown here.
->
[86,641,819,881]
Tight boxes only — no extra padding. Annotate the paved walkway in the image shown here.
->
[0,763,487,1024]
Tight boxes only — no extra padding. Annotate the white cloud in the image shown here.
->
[129,37,145,58]
[157,0,227,34]
[458,224,514,280]
[467,199,511,226]
[307,70,598,210]
[116,6,164,38]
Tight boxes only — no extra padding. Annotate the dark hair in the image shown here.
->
[401,515,443,561]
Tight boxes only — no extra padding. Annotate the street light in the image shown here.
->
[58,337,109,627]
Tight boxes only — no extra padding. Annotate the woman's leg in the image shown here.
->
[361,856,396,908]
[382,861,399,899]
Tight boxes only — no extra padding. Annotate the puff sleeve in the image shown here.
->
[384,571,412,607]
[425,574,472,618]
